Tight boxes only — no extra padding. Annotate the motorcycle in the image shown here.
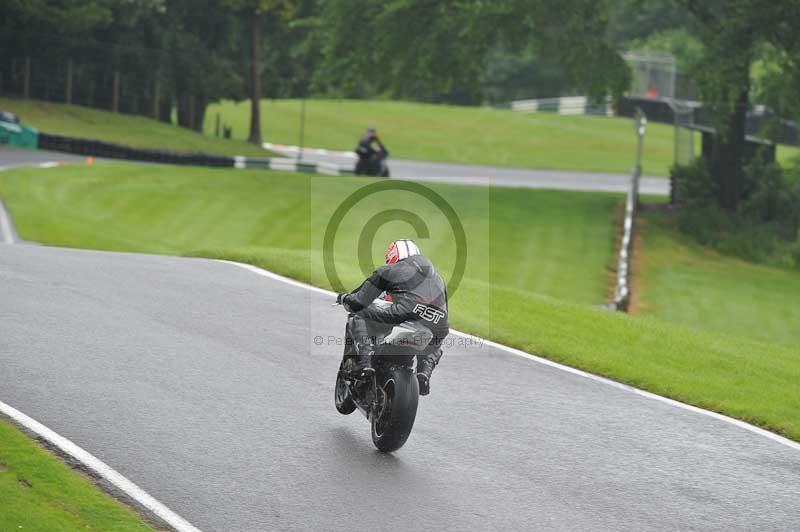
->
[333,300,431,452]
[354,152,391,177]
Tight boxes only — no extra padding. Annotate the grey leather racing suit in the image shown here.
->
[341,254,449,367]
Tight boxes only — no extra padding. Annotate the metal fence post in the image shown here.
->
[297,98,307,162]
[634,108,647,206]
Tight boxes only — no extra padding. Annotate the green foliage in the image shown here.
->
[625,28,703,72]
[671,158,800,269]
[0,0,248,130]
[751,45,800,122]
[481,44,572,103]
[740,158,800,240]
[1,0,117,34]
[666,1,800,211]
[314,0,630,104]
[223,0,287,13]
[314,0,496,103]
[532,0,631,101]
[5,0,732,116]
[672,158,716,208]
[608,0,691,43]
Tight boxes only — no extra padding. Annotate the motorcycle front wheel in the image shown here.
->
[334,360,356,415]
[370,367,419,452]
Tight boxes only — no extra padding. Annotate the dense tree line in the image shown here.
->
[2,0,800,216]
[0,1,697,128]
[1,0,633,138]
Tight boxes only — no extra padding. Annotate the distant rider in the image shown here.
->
[337,239,448,395]
[354,127,389,177]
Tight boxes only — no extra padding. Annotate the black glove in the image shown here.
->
[336,292,348,305]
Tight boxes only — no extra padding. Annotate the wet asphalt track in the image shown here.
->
[0,243,798,532]
[0,146,669,195]
[268,149,670,196]
[0,146,87,168]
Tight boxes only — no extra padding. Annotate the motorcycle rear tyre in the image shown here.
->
[370,367,419,452]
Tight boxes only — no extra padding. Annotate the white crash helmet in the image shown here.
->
[384,239,420,264]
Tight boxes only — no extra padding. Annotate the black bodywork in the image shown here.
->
[335,313,419,452]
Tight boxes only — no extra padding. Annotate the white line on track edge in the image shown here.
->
[0,198,16,244]
[219,259,800,453]
[0,400,203,532]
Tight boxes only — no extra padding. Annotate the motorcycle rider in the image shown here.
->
[337,239,448,396]
[354,127,389,177]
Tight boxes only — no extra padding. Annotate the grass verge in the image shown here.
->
[0,163,618,306]
[0,417,153,531]
[0,163,797,442]
[206,99,800,176]
[635,209,800,348]
[0,97,270,158]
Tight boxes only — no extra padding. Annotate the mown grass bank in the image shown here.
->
[206,99,800,176]
[0,163,797,441]
[0,97,269,157]
[635,210,800,348]
[0,418,154,531]
[0,163,618,306]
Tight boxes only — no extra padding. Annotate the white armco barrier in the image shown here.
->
[612,168,639,310]
[230,155,355,176]
[263,141,357,159]
[510,96,613,116]
[557,96,588,115]
[268,157,299,172]
[315,162,343,175]
[611,111,646,311]
[511,99,542,112]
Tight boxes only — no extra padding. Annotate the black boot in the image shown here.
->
[417,357,435,396]
[348,344,375,378]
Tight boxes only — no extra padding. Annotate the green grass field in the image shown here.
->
[208,99,675,175]
[0,418,153,531]
[205,99,800,176]
[0,163,619,307]
[3,96,796,175]
[635,210,800,348]
[0,97,269,157]
[1,163,798,441]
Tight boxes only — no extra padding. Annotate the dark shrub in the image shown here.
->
[672,159,716,208]
[740,158,800,240]
[669,158,800,269]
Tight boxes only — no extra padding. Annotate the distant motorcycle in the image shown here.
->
[354,133,391,177]
[354,152,390,177]
[333,300,430,451]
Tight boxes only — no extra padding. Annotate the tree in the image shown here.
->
[316,0,629,105]
[676,0,800,211]
[0,0,115,35]
[162,0,241,131]
[225,0,292,145]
